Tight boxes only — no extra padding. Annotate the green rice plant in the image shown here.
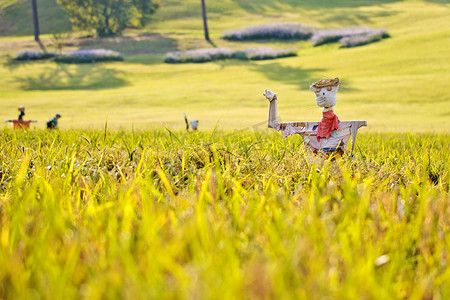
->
[0,129,449,299]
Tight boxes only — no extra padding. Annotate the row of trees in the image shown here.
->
[32,0,211,40]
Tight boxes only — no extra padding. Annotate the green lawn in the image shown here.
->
[0,0,449,131]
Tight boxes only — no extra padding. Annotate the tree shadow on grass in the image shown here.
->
[217,58,360,93]
[230,0,401,12]
[76,33,179,56]
[424,0,449,4]
[249,61,324,91]
[308,9,399,27]
[13,63,129,91]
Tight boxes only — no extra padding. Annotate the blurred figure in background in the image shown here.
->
[4,106,37,129]
[184,113,199,131]
[47,113,61,129]
[18,106,25,120]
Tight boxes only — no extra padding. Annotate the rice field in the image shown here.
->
[1,128,449,299]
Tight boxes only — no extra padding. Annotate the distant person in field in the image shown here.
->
[47,113,61,129]
[18,106,25,120]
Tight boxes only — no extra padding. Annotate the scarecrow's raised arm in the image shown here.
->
[263,89,309,131]
[263,89,279,130]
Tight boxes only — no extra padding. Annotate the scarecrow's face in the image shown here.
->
[311,85,338,108]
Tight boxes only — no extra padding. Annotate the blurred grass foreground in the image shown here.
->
[1,129,449,299]
[1,1,449,131]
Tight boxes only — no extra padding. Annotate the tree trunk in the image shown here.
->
[200,0,210,42]
[31,0,46,51]
[31,0,40,42]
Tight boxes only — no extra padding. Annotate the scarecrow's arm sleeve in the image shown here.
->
[268,95,281,130]
[268,96,306,131]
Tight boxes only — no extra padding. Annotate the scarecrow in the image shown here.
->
[264,77,367,155]
[4,106,37,129]
[311,78,340,141]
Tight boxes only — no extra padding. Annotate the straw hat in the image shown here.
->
[311,77,340,92]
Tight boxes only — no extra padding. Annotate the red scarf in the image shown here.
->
[317,110,339,141]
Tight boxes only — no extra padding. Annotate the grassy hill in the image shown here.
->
[0,0,71,36]
[0,0,449,131]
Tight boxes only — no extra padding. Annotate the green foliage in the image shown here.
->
[53,49,123,63]
[14,51,58,61]
[339,31,390,48]
[222,23,313,41]
[51,30,72,54]
[164,47,297,64]
[57,0,160,37]
[0,129,449,298]
[53,55,123,63]
[310,28,389,47]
